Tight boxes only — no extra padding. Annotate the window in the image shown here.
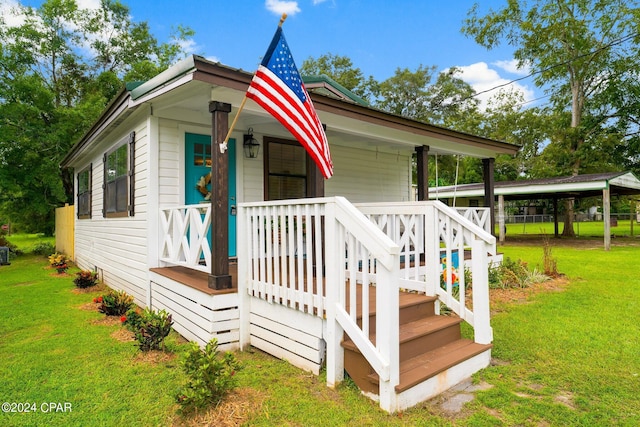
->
[103,132,135,217]
[193,142,212,167]
[77,165,92,219]
[265,139,307,200]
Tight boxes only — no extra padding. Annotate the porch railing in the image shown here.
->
[159,203,211,273]
[356,201,494,344]
[455,207,492,235]
[236,197,401,412]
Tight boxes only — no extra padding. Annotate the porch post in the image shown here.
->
[415,145,429,201]
[208,101,233,289]
[482,158,496,236]
[307,162,325,197]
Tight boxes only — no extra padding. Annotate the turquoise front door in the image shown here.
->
[185,133,237,257]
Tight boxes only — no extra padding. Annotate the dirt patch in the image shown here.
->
[490,276,570,312]
[71,283,107,294]
[78,302,99,312]
[111,328,135,343]
[172,388,266,427]
[49,272,72,278]
[90,316,121,326]
[134,350,177,364]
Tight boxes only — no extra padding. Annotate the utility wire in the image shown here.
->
[460,31,640,103]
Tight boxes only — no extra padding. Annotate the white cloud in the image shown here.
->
[265,0,301,16]
[492,59,531,76]
[452,61,535,109]
[75,0,101,10]
[176,38,199,55]
[1,0,27,27]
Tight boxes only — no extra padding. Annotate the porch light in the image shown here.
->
[243,128,260,158]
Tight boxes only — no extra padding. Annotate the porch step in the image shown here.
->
[342,290,491,398]
[368,339,493,393]
[350,291,437,335]
[343,315,463,362]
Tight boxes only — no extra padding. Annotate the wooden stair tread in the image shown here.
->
[369,339,493,393]
[349,291,437,319]
[342,315,462,351]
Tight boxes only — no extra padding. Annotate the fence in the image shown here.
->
[55,204,75,260]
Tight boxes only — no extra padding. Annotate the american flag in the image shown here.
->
[246,27,333,179]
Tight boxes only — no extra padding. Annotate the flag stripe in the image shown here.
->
[248,69,327,168]
[245,27,333,179]
[247,66,332,177]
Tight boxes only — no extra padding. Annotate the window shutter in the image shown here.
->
[128,131,135,216]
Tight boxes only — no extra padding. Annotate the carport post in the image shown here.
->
[482,158,495,236]
[553,197,559,237]
[603,188,611,251]
[498,195,505,243]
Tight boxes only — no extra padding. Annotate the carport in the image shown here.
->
[429,172,640,250]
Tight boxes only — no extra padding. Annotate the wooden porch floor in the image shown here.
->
[150,262,238,295]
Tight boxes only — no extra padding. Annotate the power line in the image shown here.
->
[460,31,640,103]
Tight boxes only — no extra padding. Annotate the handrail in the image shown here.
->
[237,197,400,411]
[356,200,494,345]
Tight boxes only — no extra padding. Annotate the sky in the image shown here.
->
[5,0,538,108]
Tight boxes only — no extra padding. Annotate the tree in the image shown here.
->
[300,53,377,101]
[0,0,193,234]
[463,0,640,236]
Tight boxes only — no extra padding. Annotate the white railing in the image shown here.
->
[456,207,491,234]
[237,197,400,412]
[159,203,211,273]
[357,201,494,344]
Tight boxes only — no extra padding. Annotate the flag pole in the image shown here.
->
[219,13,288,153]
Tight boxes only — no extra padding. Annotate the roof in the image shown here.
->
[302,75,369,106]
[430,172,640,201]
[62,55,520,168]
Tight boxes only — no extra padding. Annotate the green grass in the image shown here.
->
[500,219,638,238]
[3,233,54,251]
[2,236,640,425]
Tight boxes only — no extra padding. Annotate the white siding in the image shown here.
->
[74,119,150,306]
[326,145,412,202]
[158,119,181,206]
[239,139,412,204]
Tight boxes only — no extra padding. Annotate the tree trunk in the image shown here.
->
[562,198,575,237]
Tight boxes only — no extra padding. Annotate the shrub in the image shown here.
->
[128,308,173,352]
[175,339,242,413]
[489,257,550,289]
[97,290,134,316]
[48,252,70,273]
[73,270,99,288]
[31,242,55,256]
[121,307,144,332]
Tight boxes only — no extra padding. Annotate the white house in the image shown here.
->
[61,55,519,413]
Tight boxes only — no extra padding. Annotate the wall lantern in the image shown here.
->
[243,128,260,159]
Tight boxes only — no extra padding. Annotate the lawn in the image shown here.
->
[1,235,639,425]
[501,219,638,238]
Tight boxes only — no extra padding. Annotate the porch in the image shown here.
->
[153,197,497,413]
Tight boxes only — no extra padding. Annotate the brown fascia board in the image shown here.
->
[311,95,520,156]
[192,56,253,91]
[60,87,133,168]
[189,57,520,156]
